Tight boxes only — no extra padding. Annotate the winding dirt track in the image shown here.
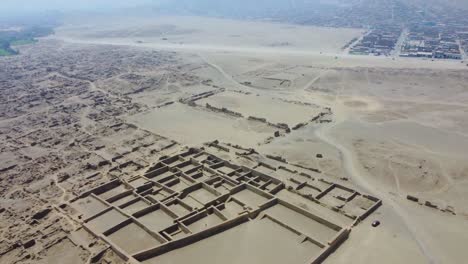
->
[199,53,439,263]
[310,94,439,264]
[314,119,437,263]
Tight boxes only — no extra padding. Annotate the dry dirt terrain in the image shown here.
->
[54,15,364,55]
[1,15,468,264]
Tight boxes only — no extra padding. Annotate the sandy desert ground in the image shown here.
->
[1,15,468,264]
[54,15,364,55]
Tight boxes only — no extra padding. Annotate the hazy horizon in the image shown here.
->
[0,0,160,15]
[0,0,357,16]
[2,0,467,18]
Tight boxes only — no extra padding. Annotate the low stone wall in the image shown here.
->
[266,154,287,163]
[355,199,383,225]
[290,163,321,174]
[311,228,351,264]
[156,101,174,108]
[292,122,307,130]
[179,89,224,104]
[205,103,243,118]
[406,194,457,215]
[247,116,291,132]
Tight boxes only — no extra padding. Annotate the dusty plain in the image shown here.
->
[1,15,468,264]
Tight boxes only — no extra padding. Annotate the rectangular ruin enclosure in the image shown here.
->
[71,148,380,264]
[71,195,109,219]
[86,209,128,234]
[145,188,173,202]
[120,199,150,215]
[137,207,176,233]
[219,199,245,218]
[128,177,150,188]
[198,91,321,126]
[111,193,139,207]
[142,218,321,264]
[98,184,131,201]
[166,200,192,217]
[129,103,276,145]
[161,176,193,192]
[231,188,270,209]
[263,204,339,243]
[106,222,162,255]
[183,211,225,233]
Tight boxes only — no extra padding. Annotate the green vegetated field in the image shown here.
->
[0,26,53,56]
[10,38,38,46]
[0,48,14,56]
[0,40,17,56]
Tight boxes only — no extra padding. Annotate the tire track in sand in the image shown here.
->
[313,97,439,264]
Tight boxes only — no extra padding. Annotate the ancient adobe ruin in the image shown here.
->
[68,147,381,264]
